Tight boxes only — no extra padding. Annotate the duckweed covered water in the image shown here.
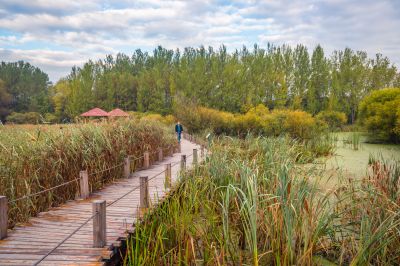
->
[326,132,400,179]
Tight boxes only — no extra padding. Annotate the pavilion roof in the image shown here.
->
[80,108,109,117]
[108,108,129,117]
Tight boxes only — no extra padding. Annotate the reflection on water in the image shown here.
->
[326,132,400,179]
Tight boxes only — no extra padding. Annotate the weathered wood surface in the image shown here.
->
[0,196,7,240]
[0,139,201,265]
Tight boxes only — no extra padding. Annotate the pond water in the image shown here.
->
[325,132,400,179]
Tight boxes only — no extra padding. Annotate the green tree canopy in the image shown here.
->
[359,88,400,143]
[0,61,50,120]
[2,44,400,124]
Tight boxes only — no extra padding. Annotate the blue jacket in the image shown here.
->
[175,124,183,133]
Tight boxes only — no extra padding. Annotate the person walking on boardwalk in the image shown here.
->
[175,121,183,142]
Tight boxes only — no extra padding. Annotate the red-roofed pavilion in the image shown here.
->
[80,108,109,117]
[108,108,129,117]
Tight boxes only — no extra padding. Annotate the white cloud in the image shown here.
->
[0,0,398,81]
[0,48,92,81]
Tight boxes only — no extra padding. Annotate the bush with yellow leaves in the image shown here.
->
[177,104,323,141]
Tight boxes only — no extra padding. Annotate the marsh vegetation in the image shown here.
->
[124,135,399,265]
[0,119,176,227]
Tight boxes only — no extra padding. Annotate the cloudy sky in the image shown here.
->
[1,0,399,82]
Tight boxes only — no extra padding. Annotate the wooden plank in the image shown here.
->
[0,248,113,258]
[0,139,202,265]
[0,260,104,266]
[0,254,102,260]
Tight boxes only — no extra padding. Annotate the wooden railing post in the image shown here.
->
[124,157,130,178]
[165,164,172,189]
[92,200,106,248]
[140,176,149,209]
[178,142,181,153]
[144,152,150,169]
[158,148,163,162]
[80,170,89,199]
[193,149,198,166]
[181,155,186,171]
[0,196,7,239]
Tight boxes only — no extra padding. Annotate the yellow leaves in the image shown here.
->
[178,104,321,140]
[140,113,176,125]
[316,110,347,130]
[395,108,400,136]
[359,87,400,142]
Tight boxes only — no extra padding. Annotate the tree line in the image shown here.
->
[1,44,399,123]
[0,61,50,121]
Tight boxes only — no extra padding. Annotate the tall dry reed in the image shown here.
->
[0,119,177,227]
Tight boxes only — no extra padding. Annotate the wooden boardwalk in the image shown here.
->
[0,138,202,266]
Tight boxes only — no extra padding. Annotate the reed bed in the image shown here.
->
[0,119,177,227]
[343,132,362,150]
[125,136,400,265]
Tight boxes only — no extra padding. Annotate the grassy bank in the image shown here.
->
[0,119,177,227]
[125,136,400,265]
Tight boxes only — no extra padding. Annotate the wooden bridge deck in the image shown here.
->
[0,139,201,266]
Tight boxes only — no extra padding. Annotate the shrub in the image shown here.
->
[316,110,347,130]
[174,105,235,134]
[278,109,321,140]
[129,112,176,126]
[7,112,41,124]
[237,104,270,135]
[199,107,234,135]
[44,113,58,124]
[176,104,323,141]
[141,114,176,125]
[395,108,400,136]
[359,88,400,143]
[127,111,144,119]
[141,113,164,123]
[164,114,176,125]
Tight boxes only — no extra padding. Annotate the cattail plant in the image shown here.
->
[124,136,400,265]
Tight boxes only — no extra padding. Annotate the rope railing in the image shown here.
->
[8,177,81,204]
[6,145,175,205]
[5,140,189,204]
[106,163,177,208]
[32,154,193,265]
[0,138,201,262]
[33,212,98,266]
[88,161,125,176]
[128,154,145,161]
